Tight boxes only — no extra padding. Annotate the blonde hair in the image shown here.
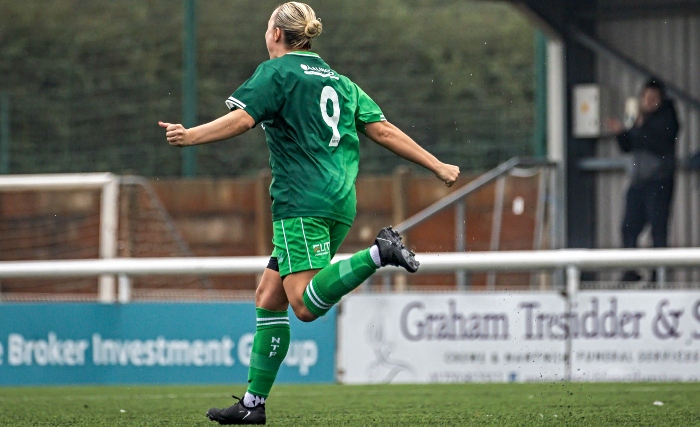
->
[274,2,322,50]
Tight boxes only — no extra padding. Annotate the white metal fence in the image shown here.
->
[1,248,700,302]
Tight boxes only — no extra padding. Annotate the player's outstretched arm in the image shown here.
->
[364,120,460,187]
[158,109,256,147]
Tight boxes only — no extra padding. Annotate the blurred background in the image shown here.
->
[0,0,547,297]
[0,0,537,177]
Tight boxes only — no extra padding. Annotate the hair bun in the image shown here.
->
[304,18,322,38]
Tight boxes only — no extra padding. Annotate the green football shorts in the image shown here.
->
[272,217,351,277]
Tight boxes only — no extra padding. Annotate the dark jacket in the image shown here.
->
[616,99,679,182]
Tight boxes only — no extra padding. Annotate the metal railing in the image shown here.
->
[394,157,558,290]
[0,247,699,301]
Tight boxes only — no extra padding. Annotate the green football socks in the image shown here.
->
[302,248,378,317]
[247,250,378,399]
[246,308,291,398]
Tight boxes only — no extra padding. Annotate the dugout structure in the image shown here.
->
[501,0,700,282]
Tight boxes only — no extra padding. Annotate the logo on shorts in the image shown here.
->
[312,241,330,257]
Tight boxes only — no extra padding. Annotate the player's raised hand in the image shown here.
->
[435,163,460,187]
[158,121,191,147]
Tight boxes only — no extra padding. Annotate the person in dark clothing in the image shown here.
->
[608,79,679,282]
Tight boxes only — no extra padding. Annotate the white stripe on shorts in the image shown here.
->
[300,218,313,270]
[280,220,293,273]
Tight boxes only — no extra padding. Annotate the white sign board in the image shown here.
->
[573,84,601,138]
[338,292,700,384]
[339,293,567,384]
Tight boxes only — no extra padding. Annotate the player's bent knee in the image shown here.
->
[291,304,318,323]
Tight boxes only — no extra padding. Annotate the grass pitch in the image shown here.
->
[0,382,698,426]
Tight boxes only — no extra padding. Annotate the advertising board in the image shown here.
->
[338,292,700,383]
[0,303,335,386]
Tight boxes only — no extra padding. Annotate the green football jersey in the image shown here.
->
[226,51,385,226]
